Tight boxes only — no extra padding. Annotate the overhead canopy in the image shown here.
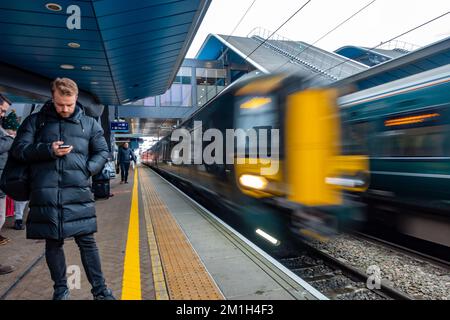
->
[334,37,450,92]
[0,0,211,106]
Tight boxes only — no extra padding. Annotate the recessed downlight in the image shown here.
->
[46,3,62,11]
[60,64,75,70]
[81,66,92,70]
[68,42,80,48]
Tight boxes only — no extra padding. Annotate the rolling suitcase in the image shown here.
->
[92,166,111,199]
[92,180,110,199]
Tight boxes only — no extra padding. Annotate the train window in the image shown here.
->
[376,125,448,157]
[342,121,371,155]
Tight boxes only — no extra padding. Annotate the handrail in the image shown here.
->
[378,40,421,53]
[249,27,361,80]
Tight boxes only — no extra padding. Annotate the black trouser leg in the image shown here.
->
[74,234,107,296]
[120,163,126,181]
[45,239,68,294]
[122,162,130,182]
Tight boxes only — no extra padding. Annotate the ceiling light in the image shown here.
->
[91,81,99,85]
[81,66,92,70]
[45,3,62,11]
[60,64,75,70]
[68,42,80,48]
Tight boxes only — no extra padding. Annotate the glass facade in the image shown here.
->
[130,65,228,108]
[131,67,192,107]
[196,68,226,107]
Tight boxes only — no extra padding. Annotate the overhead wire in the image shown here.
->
[168,0,260,132]
[274,0,377,72]
[242,0,312,64]
[304,10,450,84]
[198,0,312,110]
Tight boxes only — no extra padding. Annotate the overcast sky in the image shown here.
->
[186,0,450,58]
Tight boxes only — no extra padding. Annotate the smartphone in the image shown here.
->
[58,145,72,149]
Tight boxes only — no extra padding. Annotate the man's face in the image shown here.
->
[124,143,129,149]
[0,101,10,119]
[53,90,77,118]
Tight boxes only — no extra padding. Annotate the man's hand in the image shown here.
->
[52,141,73,157]
[5,129,16,137]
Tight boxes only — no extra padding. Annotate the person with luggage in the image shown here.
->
[1,108,28,231]
[117,142,136,184]
[0,93,15,275]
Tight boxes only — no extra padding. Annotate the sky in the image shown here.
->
[186,0,450,58]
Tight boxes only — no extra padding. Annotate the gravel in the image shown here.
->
[308,234,450,300]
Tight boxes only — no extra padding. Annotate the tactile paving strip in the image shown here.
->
[139,169,224,300]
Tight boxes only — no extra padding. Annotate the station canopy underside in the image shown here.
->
[0,0,211,106]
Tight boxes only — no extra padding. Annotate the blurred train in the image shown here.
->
[142,73,369,245]
[339,64,450,247]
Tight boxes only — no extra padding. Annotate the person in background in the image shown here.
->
[1,108,27,231]
[0,93,15,275]
[117,142,136,184]
[13,201,27,230]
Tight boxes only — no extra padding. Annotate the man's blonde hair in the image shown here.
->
[51,78,78,96]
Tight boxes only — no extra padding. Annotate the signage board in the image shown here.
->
[111,121,129,132]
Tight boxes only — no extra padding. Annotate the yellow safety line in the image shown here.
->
[139,168,170,300]
[121,168,141,300]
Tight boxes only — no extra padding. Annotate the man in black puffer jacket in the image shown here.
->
[11,78,115,300]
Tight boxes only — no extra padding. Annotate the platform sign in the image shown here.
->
[110,121,129,132]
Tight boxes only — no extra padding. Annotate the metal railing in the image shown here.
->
[378,40,421,53]
[247,27,365,80]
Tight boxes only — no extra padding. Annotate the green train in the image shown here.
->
[339,64,450,247]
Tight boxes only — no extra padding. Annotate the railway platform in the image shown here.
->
[0,166,325,300]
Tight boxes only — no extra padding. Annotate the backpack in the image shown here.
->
[0,113,45,201]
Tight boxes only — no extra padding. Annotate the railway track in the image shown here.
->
[351,231,450,270]
[272,241,412,300]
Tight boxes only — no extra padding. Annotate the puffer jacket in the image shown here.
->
[118,146,136,164]
[0,126,14,198]
[11,101,109,240]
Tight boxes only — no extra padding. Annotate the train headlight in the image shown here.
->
[239,174,268,190]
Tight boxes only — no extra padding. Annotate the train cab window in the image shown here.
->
[235,96,278,131]
[235,96,279,157]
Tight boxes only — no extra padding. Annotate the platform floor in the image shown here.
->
[0,166,320,300]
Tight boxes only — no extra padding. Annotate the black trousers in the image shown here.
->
[120,162,131,182]
[45,234,106,296]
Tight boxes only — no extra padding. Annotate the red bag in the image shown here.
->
[5,196,14,217]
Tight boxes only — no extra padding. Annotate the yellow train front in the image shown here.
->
[142,73,369,246]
